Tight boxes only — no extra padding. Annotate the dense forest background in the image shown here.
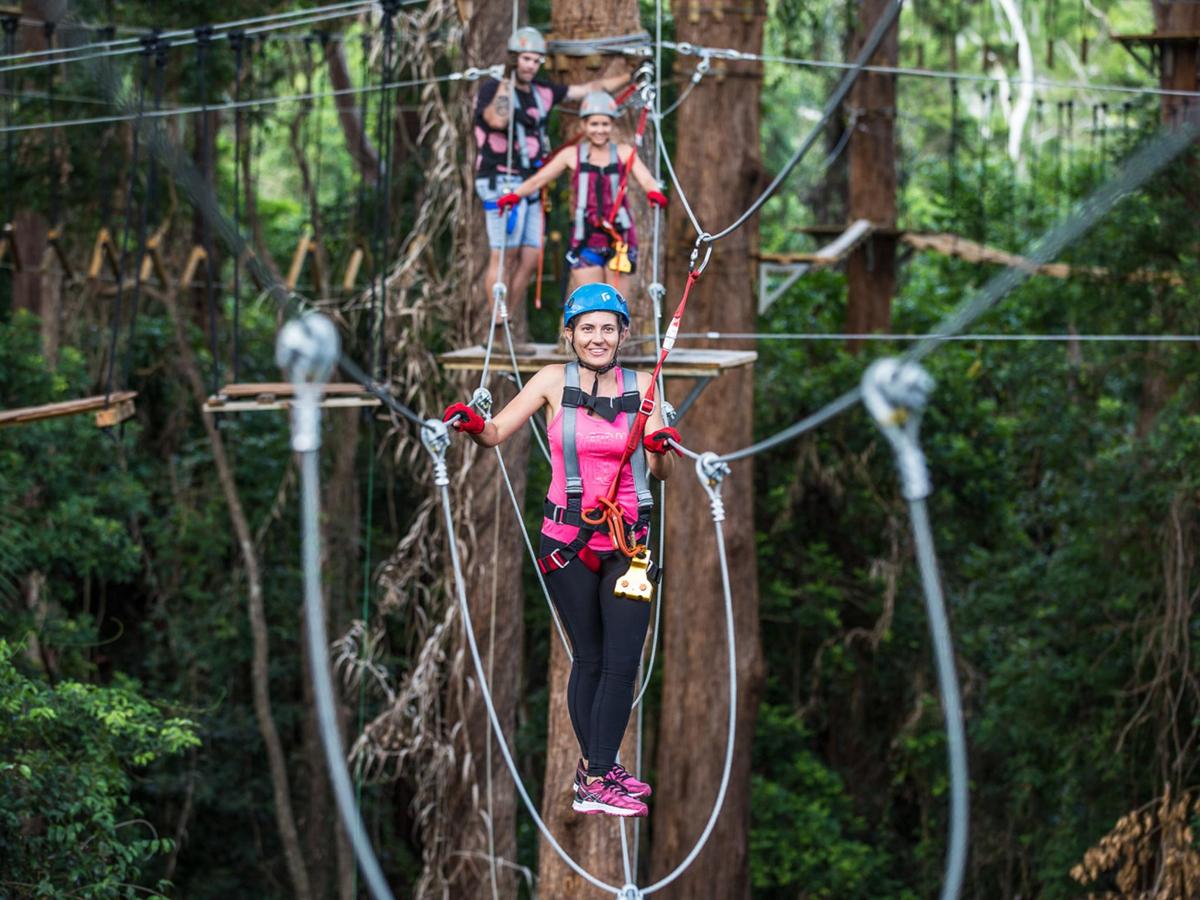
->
[2,0,1198,897]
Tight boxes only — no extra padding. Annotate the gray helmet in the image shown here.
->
[508,27,546,55]
[579,90,618,119]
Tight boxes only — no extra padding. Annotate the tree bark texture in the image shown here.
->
[437,4,532,897]
[1153,2,1200,129]
[845,0,899,344]
[325,39,380,182]
[651,3,767,899]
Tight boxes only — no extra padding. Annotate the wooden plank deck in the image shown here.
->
[0,391,137,428]
[439,344,757,378]
[203,382,382,413]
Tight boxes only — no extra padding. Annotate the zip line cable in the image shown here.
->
[0,0,383,75]
[657,331,1200,344]
[663,40,1200,102]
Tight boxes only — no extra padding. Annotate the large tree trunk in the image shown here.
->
[1154,2,1200,130]
[325,39,380,181]
[844,0,899,345]
[534,4,647,897]
[437,3,531,897]
[650,3,767,899]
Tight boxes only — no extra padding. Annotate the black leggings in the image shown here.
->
[540,535,651,778]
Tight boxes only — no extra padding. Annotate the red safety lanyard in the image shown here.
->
[580,253,707,551]
[601,103,650,239]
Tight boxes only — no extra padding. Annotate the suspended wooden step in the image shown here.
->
[341,240,370,291]
[0,391,137,429]
[901,232,1183,285]
[0,222,23,271]
[179,244,216,290]
[43,225,74,279]
[203,382,382,414]
[138,221,171,287]
[87,226,121,281]
[438,344,757,379]
[285,230,326,292]
[756,218,875,267]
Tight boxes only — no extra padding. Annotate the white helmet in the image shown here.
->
[580,90,618,119]
[508,27,546,55]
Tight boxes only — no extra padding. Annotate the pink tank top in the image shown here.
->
[542,367,641,552]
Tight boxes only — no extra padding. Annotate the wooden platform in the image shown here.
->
[438,344,757,378]
[902,232,1182,285]
[0,391,137,428]
[203,382,382,413]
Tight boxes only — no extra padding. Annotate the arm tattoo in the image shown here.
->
[493,95,510,117]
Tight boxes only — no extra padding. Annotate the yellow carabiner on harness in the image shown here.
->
[615,549,655,602]
[607,239,633,274]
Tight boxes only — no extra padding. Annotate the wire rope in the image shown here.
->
[663,40,1200,102]
[661,331,1200,344]
[195,26,221,398]
[231,31,246,381]
[0,66,505,135]
[0,0,383,75]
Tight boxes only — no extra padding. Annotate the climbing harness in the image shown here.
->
[536,362,656,588]
[570,141,633,269]
[578,239,710,597]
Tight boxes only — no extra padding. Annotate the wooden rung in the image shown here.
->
[342,246,365,291]
[203,382,382,414]
[88,226,120,281]
[438,344,757,379]
[0,391,138,428]
[285,231,325,292]
[179,245,209,289]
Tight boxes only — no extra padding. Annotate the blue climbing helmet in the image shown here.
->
[563,283,630,329]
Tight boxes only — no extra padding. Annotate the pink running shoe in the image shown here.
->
[606,763,652,799]
[572,777,648,817]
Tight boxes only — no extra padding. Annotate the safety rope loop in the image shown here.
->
[420,418,452,488]
[695,452,729,523]
[861,358,933,501]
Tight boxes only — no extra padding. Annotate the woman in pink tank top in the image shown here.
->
[442,284,682,818]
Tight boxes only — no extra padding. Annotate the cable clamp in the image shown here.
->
[695,452,729,523]
[689,233,713,274]
[694,56,712,81]
[276,314,340,453]
[616,884,644,900]
[420,418,452,487]
[661,400,677,426]
[470,387,493,419]
[861,358,934,501]
[675,42,696,56]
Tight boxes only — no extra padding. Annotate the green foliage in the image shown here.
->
[0,639,199,897]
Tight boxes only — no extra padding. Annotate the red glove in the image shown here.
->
[443,402,486,435]
[647,189,668,209]
[497,192,521,212]
[643,426,682,456]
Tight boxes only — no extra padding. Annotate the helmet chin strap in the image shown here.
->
[570,338,619,416]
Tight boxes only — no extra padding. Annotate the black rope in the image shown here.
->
[195,25,220,398]
[3,15,18,225]
[120,34,167,402]
[104,42,150,406]
[230,30,245,382]
[95,25,119,228]
[371,4,399,382]
[44,21,59,226]
[314,31,330,252]
[359,31,378,376]
[948,79,959,207]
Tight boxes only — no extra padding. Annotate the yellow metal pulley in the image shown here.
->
[614,549,655,602]
[607,239,633,274]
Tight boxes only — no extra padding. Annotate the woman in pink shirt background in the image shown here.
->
[443,284,681,818]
